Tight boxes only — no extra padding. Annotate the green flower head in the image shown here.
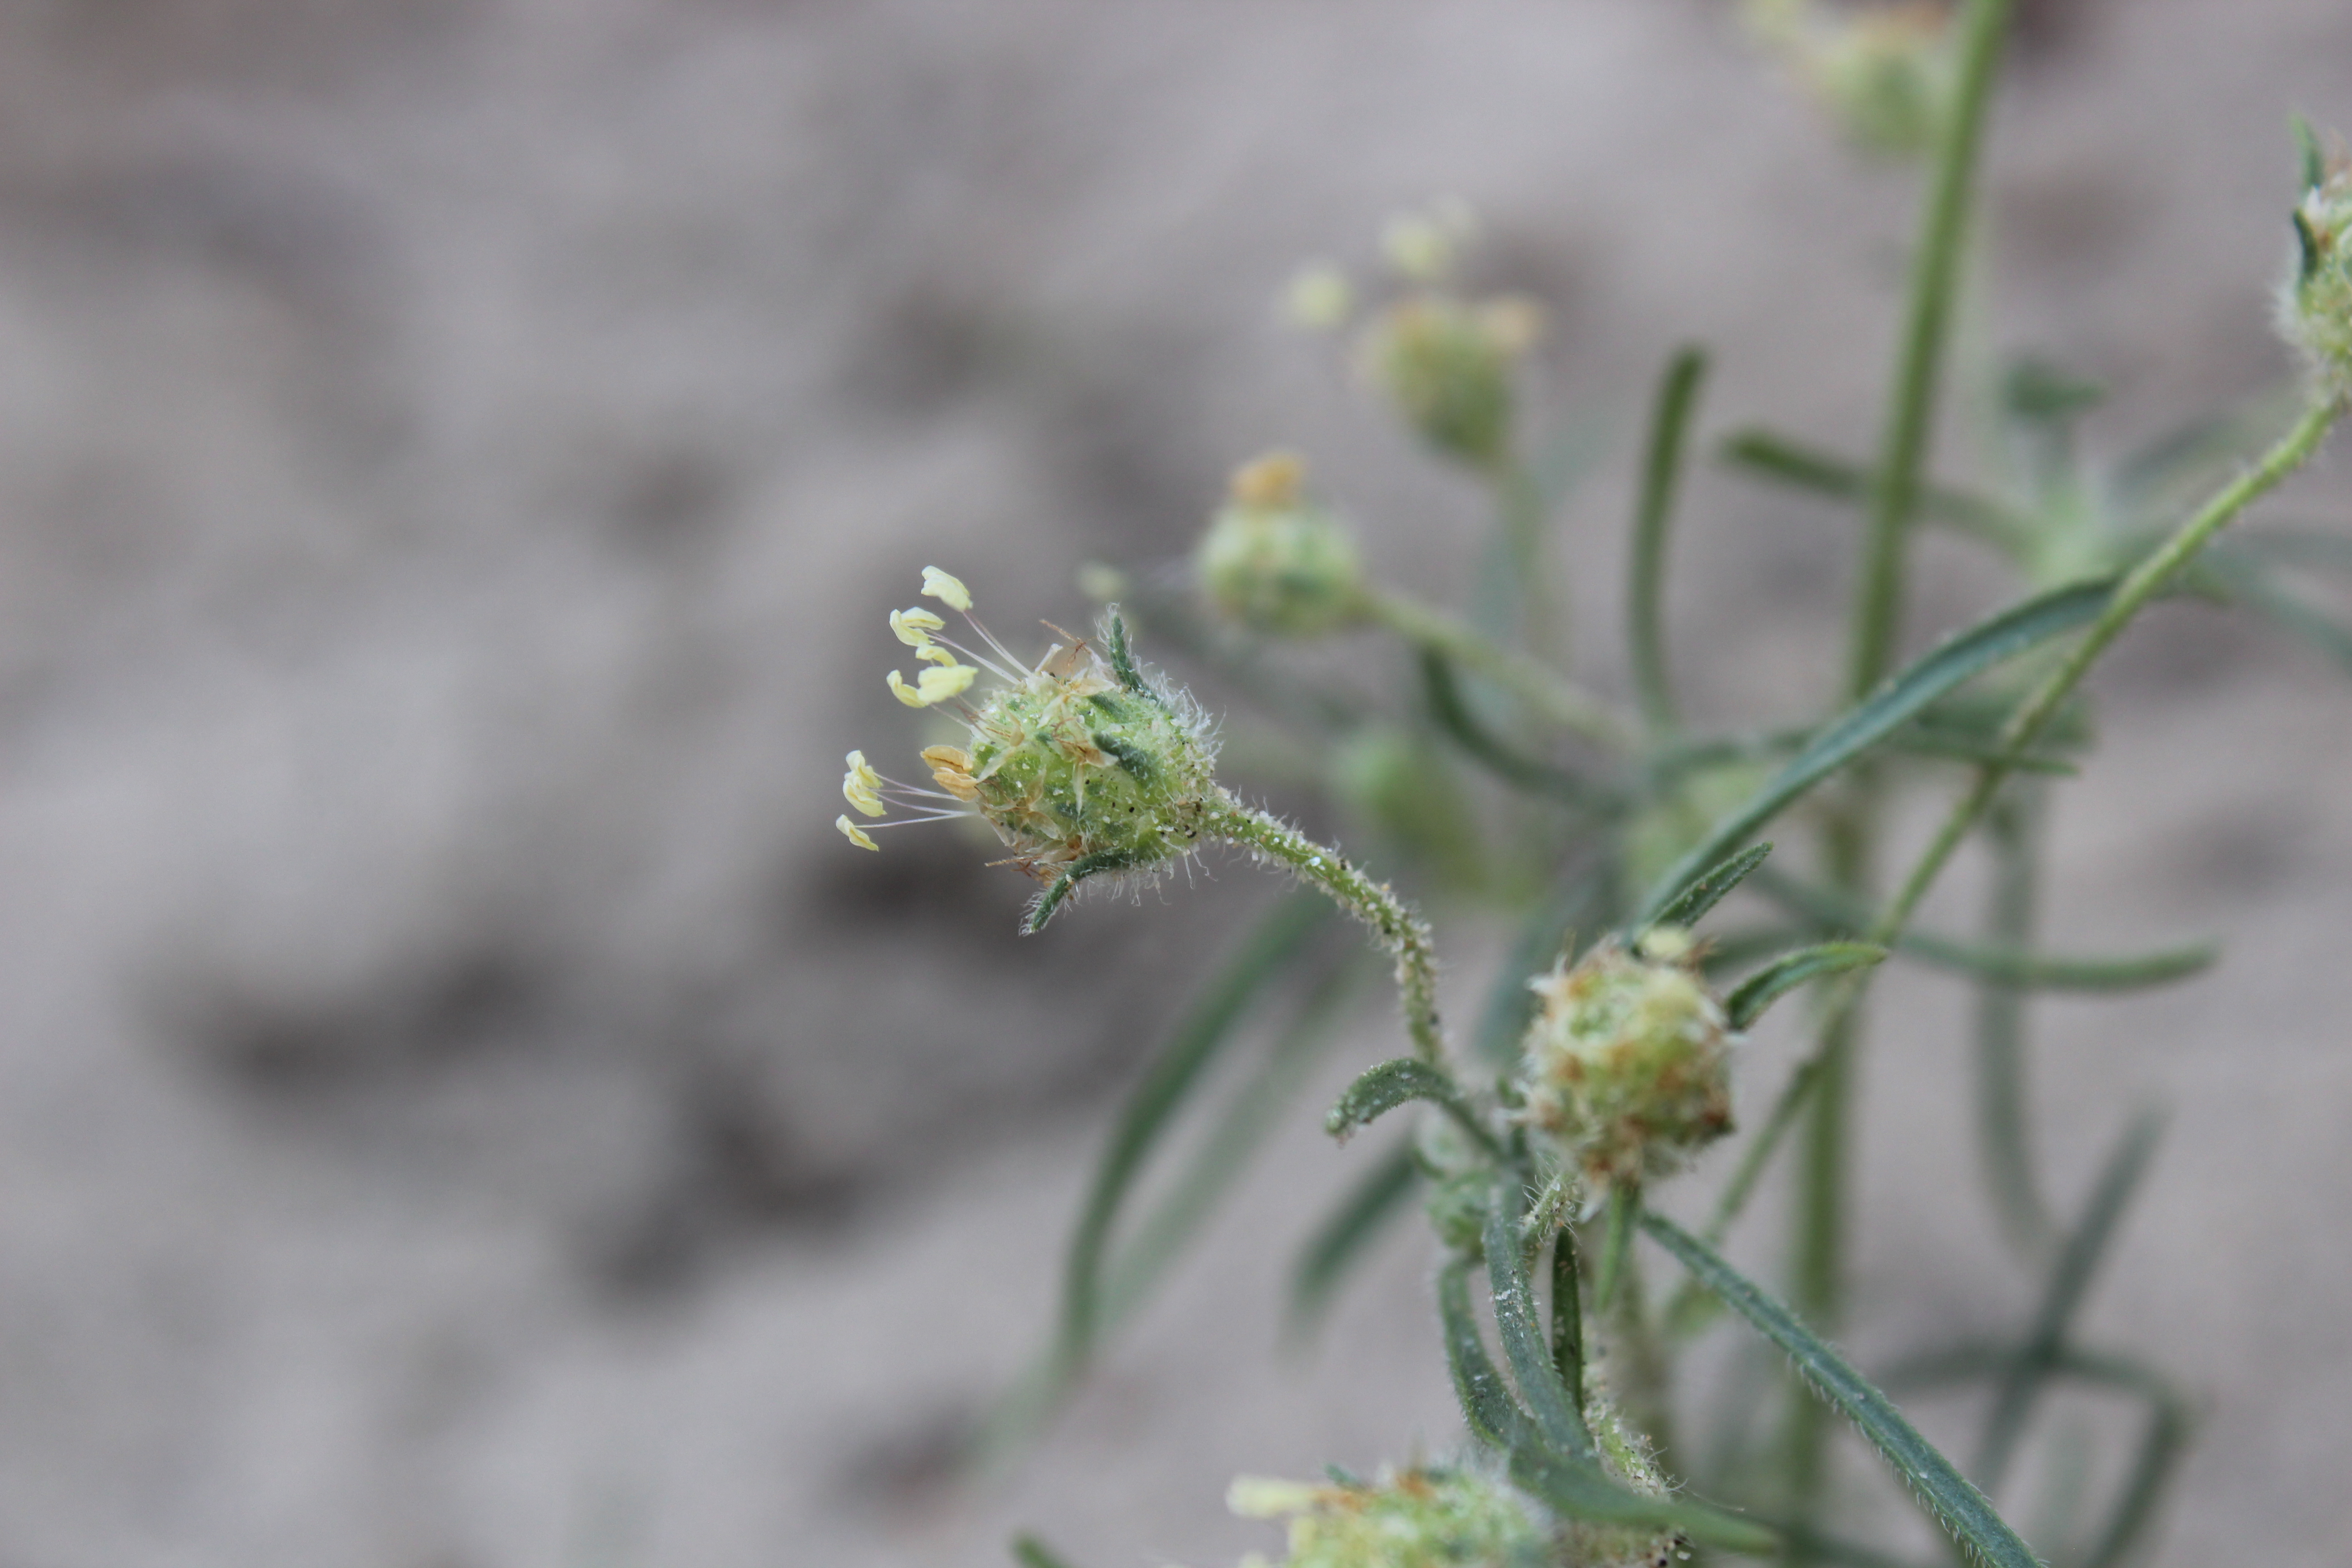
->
[1516,930,1736,1188]
[840,568,1220,902]
[2282,123,2352,397]
[1197,452,1368,638]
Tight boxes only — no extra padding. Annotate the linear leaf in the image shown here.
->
[1630,346,1708,731]
[1325,1058,1496,1155]
[1505,1446,1781,1555]
[1641,1212,2039,1568]
[1648,842,1774,933]
[1725,943,1888,1030]
[1976,1111,2165,1491]
[1485,1176,1594,1459]
[1749,866,2215,991]
[1438,1256,1539,1450]
[1285,1139,1420,1341]
[1635,578,2117,927]
[1717,427,2024,547]
[1102,959,1364,1334]
[1058,895,1330,1373]
[1419,651,1619,810]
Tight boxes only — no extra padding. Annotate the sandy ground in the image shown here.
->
[0,1,2347,1563]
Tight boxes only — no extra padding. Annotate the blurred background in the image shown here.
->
[0,1,2348,1564]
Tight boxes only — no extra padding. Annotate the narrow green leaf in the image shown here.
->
[1889,727,2077,775]
[1550,1225,1585,1421]
[1630,346,1708,733]
[1592,1184,1638,1313]
[1641,1211,2039,1568]
[1976,1112,2165,1491]
[1057,895,1330,1373]
[1749,865,2215,991]
[1419,651,1619,811]
[1647,842,1774,933]
[1505,1446,1781,1555]
[2296,113,2328,191]
[1717,428,2023,547]
[1325,1057,1497,1155]
[1102,958,1364,1336]
[1725,943,1888,1030]
[1011,1532,1080,1568]
[1634,577,2118,928]
[2059,1350,2191,1568]
[1485,1176,1594,1459]
[1286,1139,1420,1341]
[2205,546,2352,676]
[1437,1255,1539,1450]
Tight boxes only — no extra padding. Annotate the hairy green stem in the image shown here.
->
[1364,589,1632,750]
[1208,793,1447,1063]
[1880,392,2343,936]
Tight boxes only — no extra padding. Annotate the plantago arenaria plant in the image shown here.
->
[848,7,2352,1565]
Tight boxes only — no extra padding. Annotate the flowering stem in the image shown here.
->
[1206,792,1446,1064]
[1494,454,1563,665]
[1363,588,1633,750]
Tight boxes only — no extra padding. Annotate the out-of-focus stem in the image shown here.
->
[1364,588,1632,750]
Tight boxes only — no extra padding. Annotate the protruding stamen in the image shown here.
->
[836,815,879,851]
[920,566,973,612]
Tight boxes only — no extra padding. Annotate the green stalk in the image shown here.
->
[1976,790,2058,1257]
[1879,393,2343,936]
[1496,454,1563,664]
[1799,0,2015,1522]
[1207,793,1448,1063]
[1364,588,1633,749]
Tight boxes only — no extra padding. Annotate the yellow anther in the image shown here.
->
[842,766,884,817]
[918,644,958,666]
[920,744,973,772]
[916,662,978,704]
[887,670,926,708]
[920,566,972,612]
[835,814,879,851]
[890,607,944,647]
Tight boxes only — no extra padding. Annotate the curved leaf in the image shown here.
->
[1641,1212,2038,1568]
[1647,842,1774,934]
[1325,1058,1497,1155]
[1725,943,1889,1030]
[1437,1256,1538,1450]
[1505,1446,1781,1555]
[1634,578,2118,928]
[1485,1176,1593,1459]
[1285,1139,1421,1341]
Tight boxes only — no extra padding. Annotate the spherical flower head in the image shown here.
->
[1516,931,1736,1187]
[950,627,1221,884]
[1358,293,1541,471]
[1227,1465,1544,1568]
[2281,126,2352,399]
[1745,0,1955,160]
[1196,452,1368,638]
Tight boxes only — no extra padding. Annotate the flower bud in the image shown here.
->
[1358,293,1541,470]
[2282,125,2352,397]
[1516,933,1736,1187]
[1745,0,1955,160]
[1227,1465,1544,1568]
[1196,452,1369,637]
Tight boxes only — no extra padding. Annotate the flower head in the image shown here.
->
[1358,290,1543,471]
[1227,1465,1544,1568]
[1196,452,1369,638]
[1744,0,1956,159]
[1516,930,1736,1188]
[841,570,1223,906]
[2281,123,2352,397]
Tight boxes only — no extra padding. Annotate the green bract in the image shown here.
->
[1518,934,1736,1187]
[2284,144,2352,396]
